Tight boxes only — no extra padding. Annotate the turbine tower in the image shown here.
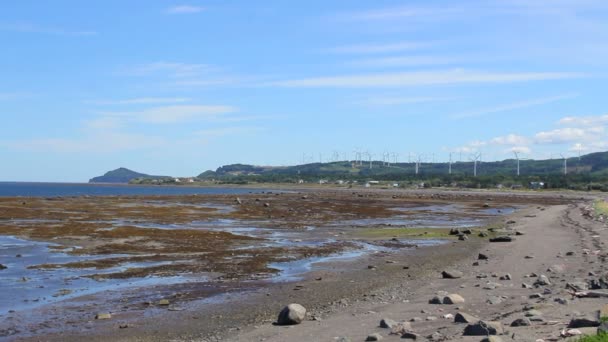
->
[448,152,453,175]
[470,153,481,177]
[513,151,520,176]
[560,153,568,175]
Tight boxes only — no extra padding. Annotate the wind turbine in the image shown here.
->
[391,152,398,165]
[560,153,568,175]
[470,153,481,177]
[415,154,423,175]
[513,151,521,176]
[448,152,453,175]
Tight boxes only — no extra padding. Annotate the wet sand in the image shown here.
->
[0,189,588,341]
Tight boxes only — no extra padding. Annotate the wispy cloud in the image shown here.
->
[348,55,463,68]
[167,5,205,14]
[0,22,96,36]
[340,6,462,21]
[329,41,435,54]
[269,70,585,88]
[101,105,237,124]
[121,62,217,78]
[356,96,457,106]
[451,93,579,119]
[86,97,191,105]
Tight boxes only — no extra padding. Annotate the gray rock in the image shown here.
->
[410,317,423,322]
[459,235,468,241]
[481,337,503,342]
[336,337,352,342]
[277,303,306,325]
[499,274,512,281]
[442,270,464,279]
[478,253,489,260]
[401,331,420,340]
[0,264,6,270]
[429,296,442,304]
[554,297,570,305]
[454,312,479,324]
[478,232,489,237]
[522,283,533,289]
[463,321,503,336]
[566,282,588,291]
[95,313,111,320]
[443,294,465,304]
[379,318,398,329]
[427,332,444,341]
[529,293,543,299]
[489,236,513,242]
[486,296,503,305]
[534,275,551,287]
[525,310,542,317]
[510,318,531,327]
[567,316,600,328]
[366,333,383,341]
[389,322,412,335]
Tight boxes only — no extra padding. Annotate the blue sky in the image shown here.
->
[1,0,608,182]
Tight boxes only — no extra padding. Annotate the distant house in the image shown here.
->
[319,179,328,184]
[392,183,399,188]
[298,179,304,184]
[368,181,379,185]
[529,181,545,190]
[174,178,181,183]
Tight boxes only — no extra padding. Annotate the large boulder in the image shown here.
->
[463,321,503,336]
[454,312,479,324]
[443,294,465,304]
[277,303,307,325]
[534,275,551,287]
[442,270,464,279]
[567,315,600,328]
[489,236,513,242]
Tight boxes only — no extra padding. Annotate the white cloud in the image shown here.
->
[102,105,237,124]
[558,114,608,127]
[329,41,435,54]
[269,70,585,88]
[451,93,578,119]
[534,127,604,144]
[167,5,205,14]
[342,6,462,21]
[509,146,531,154]
[490,134,530,146]
[0,22,96,36]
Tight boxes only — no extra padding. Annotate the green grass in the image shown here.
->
[600,316,608,323]
[577,332,608,342]
[594,200,608,217]
[355,227,454,239]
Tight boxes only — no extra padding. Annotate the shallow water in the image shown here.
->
[0,236,198,312]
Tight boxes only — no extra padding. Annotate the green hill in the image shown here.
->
[89,168,168,184]
[197,151,608,190]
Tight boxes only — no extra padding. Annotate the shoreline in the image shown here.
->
[1,189,601,341]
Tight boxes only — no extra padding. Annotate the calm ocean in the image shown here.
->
[0,182,272,197]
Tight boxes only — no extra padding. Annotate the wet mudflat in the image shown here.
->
[0,189,566,340]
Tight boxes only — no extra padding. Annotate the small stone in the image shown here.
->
[379,318,398,329]
[158,299,170,305]
[486,296,503,305]
[410,317,423,322]
[510,318,531,327]
[534,275,551,287]
[478,253,489,260]
[525,310,542,317]
[425,316,438,321]
[365,333,383,341]
[489,236,513,242]
[529,293,543,299]
[263,202,270,207]
[463,321,503,336]
[277,303,307,325]
[499,274,512,281]
[522,283,533,289]
[481,337,503,342]
[95,313,112,320]
[0,264,6,270]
